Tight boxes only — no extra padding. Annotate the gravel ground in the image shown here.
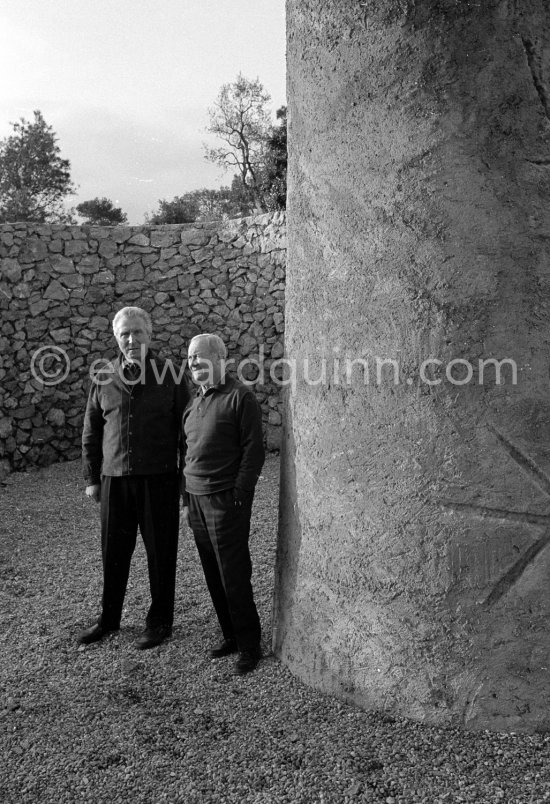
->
[1,453,550,804]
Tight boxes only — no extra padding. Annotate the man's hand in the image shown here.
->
[182,505,191,529]
[85,484,101,503]
[233,487,252,508]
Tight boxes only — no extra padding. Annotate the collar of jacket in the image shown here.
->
[111,350,167,387]
[115,349,160,371]
[197,372,235,396]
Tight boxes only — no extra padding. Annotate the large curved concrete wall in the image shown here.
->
[274,1,550,731]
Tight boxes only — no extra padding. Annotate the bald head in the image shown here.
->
[189,333,227,359]
[187,333,227,387]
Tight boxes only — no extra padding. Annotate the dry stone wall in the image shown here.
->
[0,212,286,479]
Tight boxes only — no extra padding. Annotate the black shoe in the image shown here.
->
[209,638,238,659]
[234,646,262,675]
[135,625,172,650]
[78,623,118,645]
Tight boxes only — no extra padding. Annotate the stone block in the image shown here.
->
[64,240,88,257]
[151,232,178,248]
[191,248,211,264]
[49,254,75,274]
[124,245,153,254]
[26,319,50,338]
[98,240,118,259]
[177,274,196,290]
[160,247,179,261]
[128,233,150,247]
[44,280,69,301]
[77,255,100,274]
[157,277,178,292]
[111,227,133,243]
[19,239,48,263]
[31,425,54,443]
[50,328,71,343]
[271,341,285,360]
[11,405,35,420]
[46,408,65,426]
[268,410,282,426]
[92,270,115,285]
[45,303,71,318]
[13,282,30,299]
[125,264,145,281]
[257,254,271,269]
[85,287,105,303]
[238,333,257,355]
[1,258,22,282]
[59,273,85,289]
[180,230,210,247]
[219,230,238,244]
[90,316,110,330]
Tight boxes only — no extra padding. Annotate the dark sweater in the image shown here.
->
[183,374,265,495]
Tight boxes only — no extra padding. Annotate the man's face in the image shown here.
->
[187,337,223,386]
[114,315,151,363]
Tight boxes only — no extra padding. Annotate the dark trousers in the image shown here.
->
[188,489,261,650]
[99,473,180,630]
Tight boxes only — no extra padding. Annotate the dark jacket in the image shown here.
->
[82,351,189,485]
[183,373,265,496]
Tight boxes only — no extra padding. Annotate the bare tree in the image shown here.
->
[204,74,272,211]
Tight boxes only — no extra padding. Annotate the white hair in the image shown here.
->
[189,333,227,358]
[112,306,152,337]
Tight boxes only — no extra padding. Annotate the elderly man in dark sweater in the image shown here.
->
[183,333,265,674]
[79,306,189,649]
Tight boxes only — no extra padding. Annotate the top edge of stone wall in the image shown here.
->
[0,210,286,235]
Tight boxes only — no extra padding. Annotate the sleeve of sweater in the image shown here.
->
[81,381,104,485]
[235,388,266,492]
[176,369,192,482]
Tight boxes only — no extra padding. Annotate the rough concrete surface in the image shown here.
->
[274,0,550,731]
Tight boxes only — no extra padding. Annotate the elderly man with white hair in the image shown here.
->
[79,306,189,649]
[183,333,265,674]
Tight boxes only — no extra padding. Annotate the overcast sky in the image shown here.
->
[0,0,287,224]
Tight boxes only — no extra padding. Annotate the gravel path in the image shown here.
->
[1,454,550,804]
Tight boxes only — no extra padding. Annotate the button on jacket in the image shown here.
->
[82,351,189,485]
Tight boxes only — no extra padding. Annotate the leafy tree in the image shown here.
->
[76,197,127,226]
[195,186,248,220]
[145,194,201,224]
[0,110,76,223]
[145,186,252,225]
[224,178,257,218]
[260,105,287,210]
[204,74,272,211]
